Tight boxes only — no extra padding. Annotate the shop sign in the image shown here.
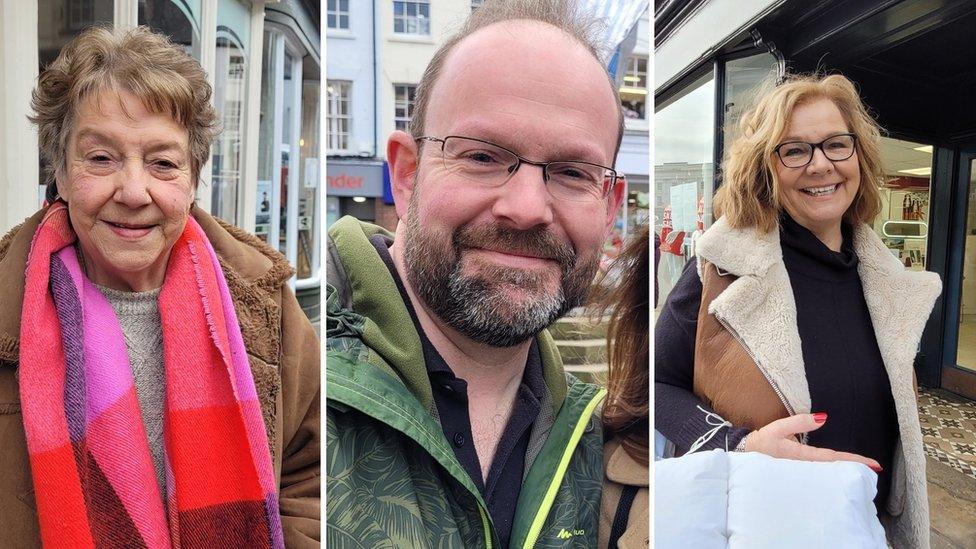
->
[327,162,385,197]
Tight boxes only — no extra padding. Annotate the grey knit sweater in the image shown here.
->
[96,284,166,499]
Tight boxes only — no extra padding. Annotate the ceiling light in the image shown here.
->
[352,196,367,203]
[618,86,647,95]
[898,167,931,176]
[913,145,933,153]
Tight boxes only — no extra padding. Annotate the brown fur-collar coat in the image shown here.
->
[0,206,320,547]
[693,216,941,549]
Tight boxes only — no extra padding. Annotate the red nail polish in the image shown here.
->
[813,412,828,424]
[869,464,882,472]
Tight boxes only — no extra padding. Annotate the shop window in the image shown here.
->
[327,80,352,152]
[38,0,113,73]
[393,0,430,35]
[723,52,778,145]
[138,0,201,60]
[67,0,96,29]
[394,84,416,132]
[654,72,715,308]
[875,137,931,272]
[256,30,279,241]
[37,0,114,190]
[211,35,247,225]
[297,77,321,280]
[327,0,350,30]
[959,159,976,373]
[619,55,647,120]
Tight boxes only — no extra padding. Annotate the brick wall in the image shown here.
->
[374,200,400,232]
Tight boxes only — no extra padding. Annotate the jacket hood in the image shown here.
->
[0,205,294,366]
[326,215,569,414]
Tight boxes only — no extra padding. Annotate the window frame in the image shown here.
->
[393,83,416,132]
[393,0,431,36]
[327,79,353,153]
[327,0,350,30]
[620,54,649,126]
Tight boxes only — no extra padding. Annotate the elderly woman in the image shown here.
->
[655,74,940,548]
[0,27,319,547]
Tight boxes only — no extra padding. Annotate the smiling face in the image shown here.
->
[57,90,194,292]
[396,20,623,347]
[774,98,861,240]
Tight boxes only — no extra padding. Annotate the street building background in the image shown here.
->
[0,0,322,320]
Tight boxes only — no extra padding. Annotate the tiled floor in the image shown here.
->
[920,388,976,480]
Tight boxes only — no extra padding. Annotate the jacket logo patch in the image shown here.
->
[557,528,584,539]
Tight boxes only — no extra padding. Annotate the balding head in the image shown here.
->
[409,0,624,162]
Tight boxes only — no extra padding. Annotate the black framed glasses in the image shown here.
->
[774,133,858,168]
[416,135,619,203]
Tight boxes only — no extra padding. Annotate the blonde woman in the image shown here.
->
[655,74,940,548]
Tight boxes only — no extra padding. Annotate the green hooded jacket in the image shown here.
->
[326,216,606,548]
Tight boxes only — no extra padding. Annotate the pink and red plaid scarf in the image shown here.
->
[19,202,284,548]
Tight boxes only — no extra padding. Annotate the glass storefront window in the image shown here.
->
[723,53,778,143]
[211,34,246,224]
[279,49,297,257]
[959,159,976,373]
[297,76,320,280]
[37,0,114,188]
[655,72,715,307]
[256,30,279,242]
[327,196,341,229]
[138,0,201,60]
[875,137,932,270]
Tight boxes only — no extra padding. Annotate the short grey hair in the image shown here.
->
[409,0,625,161]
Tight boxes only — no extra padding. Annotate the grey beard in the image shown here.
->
[404,229,597,347]
[430,263,572,348]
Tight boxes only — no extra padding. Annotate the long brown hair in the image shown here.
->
[598,225,649,466]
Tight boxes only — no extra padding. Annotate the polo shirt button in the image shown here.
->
[453,432,465,447]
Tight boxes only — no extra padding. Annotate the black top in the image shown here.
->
[371,235,544,548]
[655,214,898,509]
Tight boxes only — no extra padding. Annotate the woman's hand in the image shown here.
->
[741,413,882,472]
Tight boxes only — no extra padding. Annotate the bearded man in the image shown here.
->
[325,1,625,546]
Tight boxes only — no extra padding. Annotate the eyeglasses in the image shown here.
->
[416,135,619,203]
[774,133,858,168]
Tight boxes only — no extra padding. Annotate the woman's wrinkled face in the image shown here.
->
[57,90,194,292]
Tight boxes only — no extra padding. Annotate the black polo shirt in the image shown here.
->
[371,235,545,548]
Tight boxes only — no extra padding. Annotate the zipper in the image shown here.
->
[714,313,804,443]
[479,505,493,549]
[521,387,607,549]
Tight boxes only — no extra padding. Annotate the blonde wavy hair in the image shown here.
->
[714,73,884,232]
